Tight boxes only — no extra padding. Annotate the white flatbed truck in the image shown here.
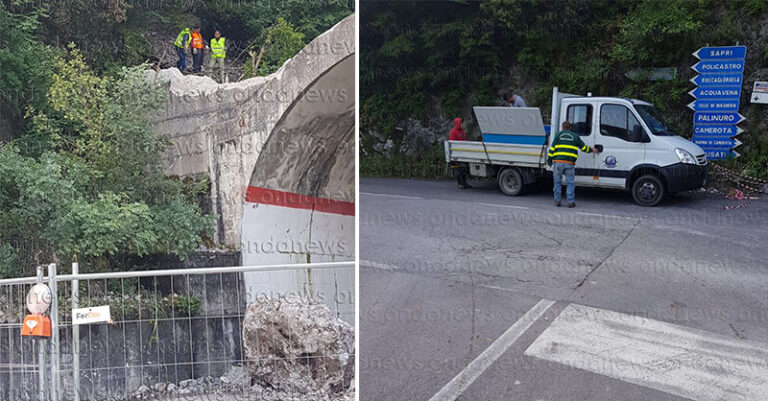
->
[445,87,708,206]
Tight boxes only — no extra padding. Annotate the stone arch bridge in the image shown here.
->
[151,14,355,271]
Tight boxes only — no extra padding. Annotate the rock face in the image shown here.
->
[242,299,355,397]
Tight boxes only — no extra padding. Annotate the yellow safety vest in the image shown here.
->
[174,28,190,48]
[211,37,226,58]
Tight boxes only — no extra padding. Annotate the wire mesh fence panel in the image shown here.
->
[0,262,354,401]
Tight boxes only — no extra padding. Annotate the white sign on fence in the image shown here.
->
[72,305,111,325]
[751,81,768,104]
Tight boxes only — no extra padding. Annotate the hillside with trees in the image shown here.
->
[0,0,353,277]
[360,0,768,179]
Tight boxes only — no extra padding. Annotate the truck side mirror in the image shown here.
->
[631,125,649,143]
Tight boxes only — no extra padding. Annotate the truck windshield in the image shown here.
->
[635,105,673,136]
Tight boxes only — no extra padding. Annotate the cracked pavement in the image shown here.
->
[360,177,768,401]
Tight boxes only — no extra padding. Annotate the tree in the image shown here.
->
[0,1,56,132]
[0,47,214,277]
[257,18,305,76]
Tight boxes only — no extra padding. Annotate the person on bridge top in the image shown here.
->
[173,27,190,72]
[209,29,227,82]
[190,25,205,73]
[547,121,599,208]
[504,92,527,108]
[449,118,471,189]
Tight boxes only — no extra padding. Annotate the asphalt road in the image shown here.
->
[360,177,768,401]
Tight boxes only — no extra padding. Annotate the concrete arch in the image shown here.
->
[239,54,354,319]
[151,14,355,248]
[235,53,355,266]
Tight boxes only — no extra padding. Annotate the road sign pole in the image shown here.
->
[71,262,80,401]
[48,264,60,401]
[36,265,46,401]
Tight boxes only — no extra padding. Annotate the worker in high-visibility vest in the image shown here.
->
[547,121,599,207]
[190,25,205,73]
[173,27,191,72]
[209,30,227,82]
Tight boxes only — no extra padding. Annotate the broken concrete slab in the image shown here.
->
[242,298,355,397]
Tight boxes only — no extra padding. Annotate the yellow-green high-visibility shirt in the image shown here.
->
[211,37,226,58]
[174,28,190,48]
[547,130,593,165]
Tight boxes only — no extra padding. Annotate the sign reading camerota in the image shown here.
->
[72,305,111,325]
[693,125,743,137]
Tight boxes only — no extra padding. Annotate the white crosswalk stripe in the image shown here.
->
[525,303,768,401]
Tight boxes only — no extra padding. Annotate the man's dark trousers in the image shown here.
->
[192,50,204,73]
[176,47,186,71]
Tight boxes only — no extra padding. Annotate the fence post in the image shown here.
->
[36,266,46,401]
[71,262,80,401]
[48,264,60,401]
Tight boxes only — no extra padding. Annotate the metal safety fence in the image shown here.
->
[0,261,355,401]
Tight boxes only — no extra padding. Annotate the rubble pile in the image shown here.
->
[242,298,355,398]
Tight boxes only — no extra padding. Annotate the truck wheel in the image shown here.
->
[632,174,665,206]
[498,168,525,196]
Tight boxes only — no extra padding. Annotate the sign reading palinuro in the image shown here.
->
[72,305,112,325]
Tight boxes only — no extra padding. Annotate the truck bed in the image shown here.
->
[446,140,547,168]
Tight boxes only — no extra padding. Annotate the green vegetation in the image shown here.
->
[0,47,214,278]
[257,17,306,76]
[361,0,768,179]
[242,17,306,78]
[0,1,352,278]
[0,2,56,129]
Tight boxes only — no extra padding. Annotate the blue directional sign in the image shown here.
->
[693,46,747,61]
[692,137,741,150]
[689,86,741,99]
[687,99,740,112]
[704,149,739,159]
[693,125,743,137]
[693,112,745,125]
[691,60,745,74]
[690,74,743,87]
[691,44,746,160]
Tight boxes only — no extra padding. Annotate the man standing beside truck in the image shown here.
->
[449,118,471,189]
[547,121,599,207]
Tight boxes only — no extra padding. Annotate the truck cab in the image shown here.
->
[553,89,707,205]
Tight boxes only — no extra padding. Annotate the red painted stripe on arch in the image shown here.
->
[244,186,355,216]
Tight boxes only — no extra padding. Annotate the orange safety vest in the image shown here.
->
[190,32,204,49]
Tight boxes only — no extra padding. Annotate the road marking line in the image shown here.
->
[574,211,631,219]
[477,202,529,210]
[428,298,556,401]
[360,192,423,200]
[525,303,768,401]
[359,259,399,271]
